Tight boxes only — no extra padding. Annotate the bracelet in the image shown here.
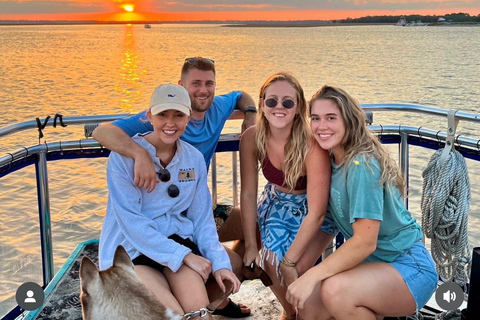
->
[244,106,257,114]
[281,256,296,267]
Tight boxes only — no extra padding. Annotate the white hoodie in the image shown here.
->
[99,134,231,273]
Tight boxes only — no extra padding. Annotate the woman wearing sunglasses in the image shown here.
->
[286,85,437,319]
[240,72,338,320]
[99,84,240,319]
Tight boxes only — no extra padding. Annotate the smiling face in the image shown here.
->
[148,109,189,145]
[261,80,298,131]
[179,68,215,115]
[310,98,346,163]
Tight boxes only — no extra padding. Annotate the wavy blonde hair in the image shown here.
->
[309,85,405,196]
[255,72,313,190]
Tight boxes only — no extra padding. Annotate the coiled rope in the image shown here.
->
[421,149,471,287]
[406,309,462,320]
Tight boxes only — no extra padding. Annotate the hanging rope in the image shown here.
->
[421,148,471,287]
[35,115,51,140]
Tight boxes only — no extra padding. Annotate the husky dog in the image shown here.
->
[79,245,182,320]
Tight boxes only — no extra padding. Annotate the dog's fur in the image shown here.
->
[79,245,182,320]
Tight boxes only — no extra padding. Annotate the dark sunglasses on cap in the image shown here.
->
[184,57,215,66]
[264,97,296,109]
[157,168,180,198]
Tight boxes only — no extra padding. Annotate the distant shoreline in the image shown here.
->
[0,20,478,27]
[223,22,391,28]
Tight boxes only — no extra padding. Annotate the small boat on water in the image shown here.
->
[144,24,151,29]
[396,18,428,26]
[396,18,407,26]
[0,105,479,320]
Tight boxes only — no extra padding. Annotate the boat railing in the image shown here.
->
[2,104,480,319]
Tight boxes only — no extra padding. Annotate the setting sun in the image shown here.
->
[122,4,134,12]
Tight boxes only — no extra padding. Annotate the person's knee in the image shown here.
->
[321,277,346,311]
[299,296,320,320]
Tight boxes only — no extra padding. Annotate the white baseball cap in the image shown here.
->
[149,84,191,116]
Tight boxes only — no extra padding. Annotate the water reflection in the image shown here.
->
[114,24,147,112]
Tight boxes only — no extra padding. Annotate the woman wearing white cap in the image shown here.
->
[99,84,240,319]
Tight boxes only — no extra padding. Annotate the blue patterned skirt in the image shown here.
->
[257,183,308,277]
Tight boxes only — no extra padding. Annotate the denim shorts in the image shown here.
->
[389,241,438,310]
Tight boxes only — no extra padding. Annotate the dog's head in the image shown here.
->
[79,245,137,320]
[79,245,181,320]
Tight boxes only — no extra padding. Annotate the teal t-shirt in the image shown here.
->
[329,154,423,262]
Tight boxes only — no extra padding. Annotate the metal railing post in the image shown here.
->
[399,131,410,208]
[211,154,217,204]
[232,152,238,207]
[35,149,54,285]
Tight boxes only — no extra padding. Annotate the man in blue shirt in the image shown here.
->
[92,57,256,317]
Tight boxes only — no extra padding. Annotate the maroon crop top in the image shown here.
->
[262,157,307,190]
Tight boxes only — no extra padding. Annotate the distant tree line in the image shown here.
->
[335,12,480,23]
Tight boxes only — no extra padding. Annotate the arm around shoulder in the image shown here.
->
[93,123,158,192]
[92,123,145,159]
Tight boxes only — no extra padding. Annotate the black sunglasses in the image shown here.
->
[157,168,180,198]
[185,57,215,66]
[264,98,296,109]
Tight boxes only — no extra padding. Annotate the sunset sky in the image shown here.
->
[0,0,479,21]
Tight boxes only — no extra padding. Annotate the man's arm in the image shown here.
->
[92,123,158,192]
[236,91,257,132]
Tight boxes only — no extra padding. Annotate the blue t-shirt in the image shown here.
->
[328,154,423,263]
[113,91,242,169]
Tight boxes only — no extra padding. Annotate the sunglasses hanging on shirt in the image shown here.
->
[157,168,180,198]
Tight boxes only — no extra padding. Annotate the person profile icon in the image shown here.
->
[24,290,36,303]
[16,282,44,311]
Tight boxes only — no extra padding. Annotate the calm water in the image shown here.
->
[1,24,480,316]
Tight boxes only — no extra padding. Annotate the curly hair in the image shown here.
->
[255,72,313,190]
[309,85,405,196]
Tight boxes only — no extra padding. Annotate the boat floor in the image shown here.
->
[22,240,453,320]
[23,240,284,320]
[25,241,99,320]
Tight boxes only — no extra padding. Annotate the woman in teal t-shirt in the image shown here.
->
[286,85,437,319]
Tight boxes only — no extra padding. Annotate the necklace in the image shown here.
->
[159,143,177,168]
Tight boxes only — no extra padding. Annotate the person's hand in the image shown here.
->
[286,271,318,310]
[280,263,298,287]
[213,269,241,294]
[183,253,212,283]
[243,246,260,268]
[133,149,158,193]
[241,112,256,133]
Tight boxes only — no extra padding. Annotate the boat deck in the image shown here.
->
[25,241,99,320]
[2,106,480,320]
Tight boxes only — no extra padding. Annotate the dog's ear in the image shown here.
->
[79,256,99,292]
[112,245,134,270]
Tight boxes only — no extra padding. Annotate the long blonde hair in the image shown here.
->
[309,85,405,195]
[255,72,312,190]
